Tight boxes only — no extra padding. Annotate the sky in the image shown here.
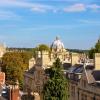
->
[0,0,100,49]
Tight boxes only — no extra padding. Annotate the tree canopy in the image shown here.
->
[43,58,69,100]
[1,52,32,89]
[89,39,100,59]
[37,44,50,51]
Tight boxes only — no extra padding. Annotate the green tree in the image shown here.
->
[89,48,95,59]
[1,52,32,89]
[89,39,100,59]
[95,39,100,52]
[37,44,50,51]
[43,58,69,100]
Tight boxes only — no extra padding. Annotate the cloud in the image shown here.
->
[87,4,100,10]
[0,0,100,13]
[64,3,86,12]
[63,3,100,13]
[79,19,100,24]
[86,4,100,12]
[0,10,21,20]
[50,0,74,1]
[31,5,55,13]
[20,25,72,31]
[0,0,55,13]
[0,0,33,8]
[31,7,46,13]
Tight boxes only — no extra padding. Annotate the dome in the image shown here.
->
[51,36,64,51]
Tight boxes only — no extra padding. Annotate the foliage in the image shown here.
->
[37,44,50,51]
[43,58,69,100]
[67,49,89,53]
[7,48,37,58]
[89,48,95,59]
[95,39,100,52]
[1,52,32,89]
[89,39,100,59]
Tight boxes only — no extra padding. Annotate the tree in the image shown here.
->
[89,39,100,59]
[43,58,69,100]
[1,52,32,89]
[89,48,95,59]
[37,44,50,51]
[95,39,100,52]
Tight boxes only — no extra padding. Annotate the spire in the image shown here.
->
[56,36,60,40]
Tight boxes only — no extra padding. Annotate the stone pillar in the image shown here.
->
[71,53,79,66]
[29,58,35,69]
[94,53,100,70]
[41,51,50,66]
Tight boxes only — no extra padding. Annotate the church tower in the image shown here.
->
[36,51,50,68]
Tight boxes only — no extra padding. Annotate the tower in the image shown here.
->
[36,51,50,68]
[71,53,79,66]
[94,53,100,70]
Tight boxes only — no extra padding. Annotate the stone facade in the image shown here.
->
[68,53,100,100]
[0,43,6,58]
[94,53,100,70]
[23,37,86,99]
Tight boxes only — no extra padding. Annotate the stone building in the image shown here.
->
[0,43,6,58]
[68,53,100,100]
[24,37,86,99]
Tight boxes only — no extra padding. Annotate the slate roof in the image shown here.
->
[92,70,100,81]
[27,66,36,74]
[26,64,44,74]
[68,64,83,73]
[85,70,95,84]
[63,63,71,70]
[85,65,94,70]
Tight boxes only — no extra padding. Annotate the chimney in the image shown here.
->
[94,53,100,70]
[71,53,79,66]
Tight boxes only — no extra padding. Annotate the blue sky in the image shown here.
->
[0,0,100,49]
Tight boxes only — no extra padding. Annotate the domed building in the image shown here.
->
[24,36,87,99]
[28,37,71,69]
[50,37,70,63]
[27,37,71,69]
[51,36,64,52]
[24,37,71,98]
